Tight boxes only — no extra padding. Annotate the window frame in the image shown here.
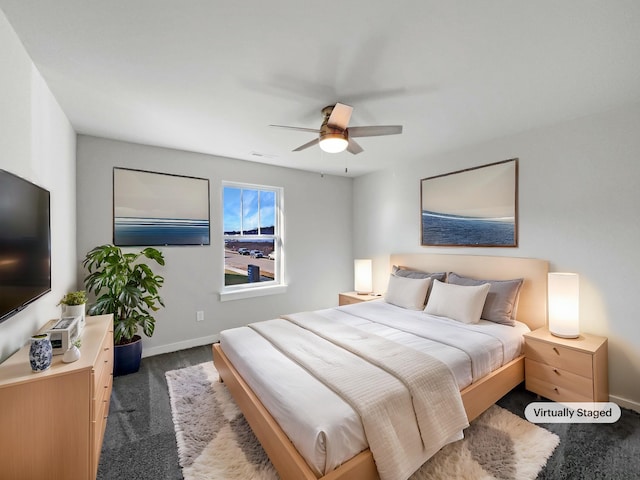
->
[220,181,286,301]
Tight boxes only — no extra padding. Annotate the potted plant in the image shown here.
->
[58,290,88,332]
[82,244,165,376]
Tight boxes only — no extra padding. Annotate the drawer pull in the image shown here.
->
[553,347,560,355]
[554,387,559,393]
[553,368,560,375]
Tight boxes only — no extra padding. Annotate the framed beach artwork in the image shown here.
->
[113,167,210,246]
[420,158,518,247]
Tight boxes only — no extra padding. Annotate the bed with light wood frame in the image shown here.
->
[212,253,548,480]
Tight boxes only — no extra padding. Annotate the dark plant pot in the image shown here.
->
[113,335,143,376]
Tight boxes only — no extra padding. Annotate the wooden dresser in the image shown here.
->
[524,327,608,403]
[0,315,113,480]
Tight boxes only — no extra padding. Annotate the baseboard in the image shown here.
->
[142,333,220,358]
[610,394,640,413]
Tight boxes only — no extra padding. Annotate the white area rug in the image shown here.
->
[166,362,559,480]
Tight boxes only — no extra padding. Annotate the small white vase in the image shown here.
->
[62,345,81,363]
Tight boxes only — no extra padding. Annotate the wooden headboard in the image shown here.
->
[389,253,548,331]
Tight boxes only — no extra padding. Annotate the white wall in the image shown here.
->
[6,1,637,408]
[0,11,77,362]
[353,103,640,409]
[76,135,353,356]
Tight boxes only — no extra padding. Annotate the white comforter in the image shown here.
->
[251,311,468,480]
[219,300,529,478]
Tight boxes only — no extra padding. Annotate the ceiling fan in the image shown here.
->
[270,103,403,155]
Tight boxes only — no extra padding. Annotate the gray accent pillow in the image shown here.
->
[392,266,446,306]
[447,272,524,326]
[392,265,446,282]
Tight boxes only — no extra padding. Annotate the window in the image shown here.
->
[222,182,284,299]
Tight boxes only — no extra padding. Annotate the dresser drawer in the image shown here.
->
[93,330,113,393]
[95,373,112,423]
[95,350,113,395]
[94,370,112,413]
[526,375,594,403]
[92,373,112,479]
[525,358,594,400]
[524,338,593,378]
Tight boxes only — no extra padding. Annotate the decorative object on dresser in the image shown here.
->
[524,327,608,402]
[58,289,88,333]
[63,338,82,363]
[28,333,53,372]
[354,258,373,294]
[0,315,113,480]
[547,272,580,338]
[83,244,165,376]
[338,291,380,306]
[46,315,81,355]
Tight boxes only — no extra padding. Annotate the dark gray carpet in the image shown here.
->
[98,345,212,480]
[497,388,640,480]
[98,345,640,480]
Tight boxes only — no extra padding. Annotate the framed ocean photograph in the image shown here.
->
[113,168,210,246]
[420,158,518,247]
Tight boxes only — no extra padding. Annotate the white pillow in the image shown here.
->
[384,275,432,310]
[424,280,491,324]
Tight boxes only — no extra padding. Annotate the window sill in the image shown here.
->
[219,284,288,302]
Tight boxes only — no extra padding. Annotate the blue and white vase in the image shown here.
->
[29,334,53,372]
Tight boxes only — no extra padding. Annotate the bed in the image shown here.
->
[212,253,548,480]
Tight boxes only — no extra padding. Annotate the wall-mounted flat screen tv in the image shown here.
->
[0,169,51,324]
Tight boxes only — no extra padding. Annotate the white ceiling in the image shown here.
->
[2,1,640,177]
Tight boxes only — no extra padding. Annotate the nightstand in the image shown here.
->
[524,327,608,402]
[338,291,381,306]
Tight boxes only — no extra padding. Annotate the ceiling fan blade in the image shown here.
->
[346,138,364,155]
[270,124,320,133]
[348,125,403,138]
[292,137,320,152]
[327,103,353,130]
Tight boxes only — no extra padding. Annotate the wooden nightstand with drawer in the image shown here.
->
[524,327,608,403]
[338,291,381,306]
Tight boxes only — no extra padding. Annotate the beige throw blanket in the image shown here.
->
[248,312,468,480]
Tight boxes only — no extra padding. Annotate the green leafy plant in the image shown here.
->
[83,244,165,345]
[57,290,87,306]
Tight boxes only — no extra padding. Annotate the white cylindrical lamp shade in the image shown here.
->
[354,259,373,294]
[548,272,579,338]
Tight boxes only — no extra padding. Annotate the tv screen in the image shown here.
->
[0,169,51,324]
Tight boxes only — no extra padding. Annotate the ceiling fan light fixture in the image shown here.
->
[271,102,403,155]
[319,133,348,153]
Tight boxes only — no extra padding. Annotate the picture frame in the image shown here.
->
[113,167,210,246]
[420,158,518,247]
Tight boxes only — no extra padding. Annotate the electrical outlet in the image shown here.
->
[196,310,204,322]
